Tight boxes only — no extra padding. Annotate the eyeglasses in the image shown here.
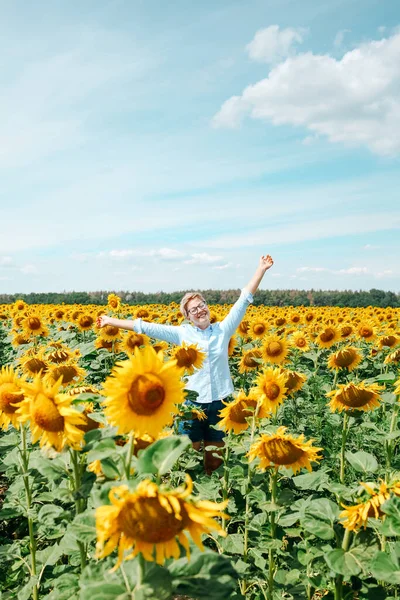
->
[188,301,207,316]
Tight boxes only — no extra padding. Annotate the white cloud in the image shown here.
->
[246,25,306,64]
[0,256,13,266]
[297,266,328,273]
[336,267,368,275]
[20,264,38,275]
[184,253,223,265]
[363,244,380,250]
[212,263,233,270]
[333,29,351,49]
[95,248,185,261]
[213,32,400,155]
[376,269,394,278]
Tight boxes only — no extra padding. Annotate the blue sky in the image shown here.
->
[0,0,399,294]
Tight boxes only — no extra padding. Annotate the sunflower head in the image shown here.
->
[254,367,288,414]
[315,325,340,349]
[327,381,384,413]
[95,475,228,568]
[327,346,363,372]
[339,480,400,531]
[239,348,263,373]
[108,293,122,312]
[262,335,289,365]
[102,345,185,437]
[17,376,85,451]
[172,343,206,375]
[248,426,322,474]
[218,389,270,434]
[0,365,25,430]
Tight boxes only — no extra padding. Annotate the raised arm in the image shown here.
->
[96,315,181,345]
[245,254,274,296]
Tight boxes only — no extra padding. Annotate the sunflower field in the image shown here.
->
[0,296,400,600]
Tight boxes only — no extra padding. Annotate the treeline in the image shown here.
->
[0,288,399,307]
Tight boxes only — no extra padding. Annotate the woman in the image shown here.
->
[97,254,274,473]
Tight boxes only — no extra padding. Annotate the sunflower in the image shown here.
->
[108,293,121,312]
[0,366,25,430]
[357,322,376,343]
[248,426,322,474]
[95,475,227,568]
[378,334,398,349]
[254,367,288,414]
[44,362,86,386]
[279,368,307,396]
[19,349,48,377]
[290,331,310,352]
[122,332,149,356]
[315,325,340,349]
[218,390,270,434]
[17,376,85,451]
[75,403,102,433]
[386,349,400,365]
[53,308,66,321]
[394,378,400,396]
[46,346,74,364]
[236,319,250,338]
[77,314,95,332]
[340,481,400,531]
[66,384,101,396]
[22,313,49,338]
[102,345,185,437]
[327,346,363,372]
[152,340,169,354]
[327,381,384,413]
[11,333,30,347]
[239,348,263,373]
[262,335,289,365]
[99,324,121,343]
[14,299,27,312]
[172,343,206,376]
[228,336,237,357]
[249,319,268,340]
[95,338,121,353]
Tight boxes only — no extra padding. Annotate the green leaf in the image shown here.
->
[370,552,400,584]
[301,516,335,540]
[169,549,238,600]
[220,533,244,555]
[345,450,378,474]
[68,512,96,544]
[325,548,362,577]
[100,457,121,479]
[136,435,191,476]
[381,495,400,536]
[86,438,117,463]
[292,469,331,491]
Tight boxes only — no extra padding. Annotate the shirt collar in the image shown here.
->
[194,323,213,332]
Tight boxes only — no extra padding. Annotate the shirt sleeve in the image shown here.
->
[132,318,181,345]
[219,287,254,338]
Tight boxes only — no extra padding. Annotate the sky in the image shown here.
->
[0,0,399,295]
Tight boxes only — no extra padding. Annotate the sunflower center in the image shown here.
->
[284,372,300,392]
[296,338,306,347]
[360,327,373,338]
[340,385,375,408]
[264,383,281,400]
[291,315,300,323]
[32,393,64,432]
[264,438,304,465]
[128,374,166,415]
[175,348,198,368]
[230,399,258,423]
[334,350,356,367]
[341,326,352,337]
[254,324,266,335]
[126,334,145,350]
[27,317,41,331]
[243,351,261,368]
[275,318,286,326]
[380,335,397,347]
[104,325,119,336]
[51,365,79,384]
[25,358,47,374]
[320,328,335,342]
[266,342,283,357]
[80,316,94,328]
[0,383,24,414]
[48,349,70,363]
[118,497,186,543]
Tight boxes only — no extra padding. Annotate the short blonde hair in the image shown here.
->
[180,292,206,319]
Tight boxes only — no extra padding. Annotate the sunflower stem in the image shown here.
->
[334,529,351,600]
[70,449,87,570]
[340,412,349,486]
[386,403,399,474]
[124,431,135,480]
[241,403,260,595]
[221,433,231,531]
[267,469,278,600]
[136,553,145,588]
[19,425,38,600]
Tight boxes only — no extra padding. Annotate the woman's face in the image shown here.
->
[186,297,210,330]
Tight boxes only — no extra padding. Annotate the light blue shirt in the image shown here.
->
[133,287,254,403]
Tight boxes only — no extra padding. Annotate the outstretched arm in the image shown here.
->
[245,254,274,296]
[96,315,181,345]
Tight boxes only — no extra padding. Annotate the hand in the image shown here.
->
[259,254,274,272]
[96,315,109,328]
